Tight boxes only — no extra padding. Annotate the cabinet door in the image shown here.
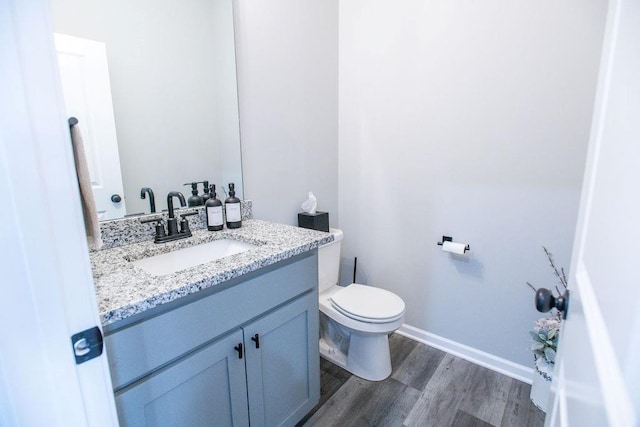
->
[116,331,249,427]
[245,291,320,427]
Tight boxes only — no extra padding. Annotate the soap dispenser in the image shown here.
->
[205,184,224,231]
[201,180,211,203]
[184,182,204,207]
[224,183,242,229]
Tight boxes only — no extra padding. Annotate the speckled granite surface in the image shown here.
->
[99,200,253,249]
[91,219,332,326]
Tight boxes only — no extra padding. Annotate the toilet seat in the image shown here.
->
[329,284,405,324]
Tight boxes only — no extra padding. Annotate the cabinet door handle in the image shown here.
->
[251,333,260,349]
[234,343,243,359]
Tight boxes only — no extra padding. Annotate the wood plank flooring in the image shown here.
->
[299,334,545,427]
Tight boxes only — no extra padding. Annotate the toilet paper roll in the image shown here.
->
[442,241,468,255]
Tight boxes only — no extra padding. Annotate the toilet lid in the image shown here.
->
[329,284,405,323]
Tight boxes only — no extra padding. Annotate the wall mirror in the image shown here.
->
[50,0,243,220]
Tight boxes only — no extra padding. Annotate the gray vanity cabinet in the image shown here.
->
[244,291,319,426]
[105,251,320,427]
[115,330,250,426]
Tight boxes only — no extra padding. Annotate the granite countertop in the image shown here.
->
[91,219,333,326]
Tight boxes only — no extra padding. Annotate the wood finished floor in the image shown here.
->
[299,334,545,427]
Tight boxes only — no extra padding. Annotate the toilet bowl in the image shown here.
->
[318,229,405,381]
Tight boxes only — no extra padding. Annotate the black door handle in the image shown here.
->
[251,334,260,349]
[111,194,122,203]
[535,289,570,319]
[234,343,243,359]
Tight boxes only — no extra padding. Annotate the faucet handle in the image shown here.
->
[140,216,162,223]
[179,211,198,234]
[179,211,198,219]
[141,217,166,240]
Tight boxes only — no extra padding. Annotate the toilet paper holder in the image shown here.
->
[437,236,470,253]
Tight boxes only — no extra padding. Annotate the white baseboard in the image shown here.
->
[396,324,534,385]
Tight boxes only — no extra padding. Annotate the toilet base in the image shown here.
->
[319,333,392,381]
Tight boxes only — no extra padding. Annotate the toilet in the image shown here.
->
[318,228,405,381]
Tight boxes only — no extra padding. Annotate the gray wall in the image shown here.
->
[338,0,608,366]
[235,0,608,368]
[235,0,339,226]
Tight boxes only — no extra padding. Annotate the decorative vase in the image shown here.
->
[530,356,553,412]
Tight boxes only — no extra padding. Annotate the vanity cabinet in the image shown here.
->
[115,330,249,426]
[104,251,320,427]
[244,292,318,426]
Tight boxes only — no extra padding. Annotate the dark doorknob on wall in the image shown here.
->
[535,288,570,319]
[111,194,122,203]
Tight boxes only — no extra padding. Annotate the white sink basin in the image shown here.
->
[132,239,257,276]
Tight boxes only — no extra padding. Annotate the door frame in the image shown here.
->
[0,0,118,425]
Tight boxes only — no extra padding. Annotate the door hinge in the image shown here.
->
[71,326,104,364]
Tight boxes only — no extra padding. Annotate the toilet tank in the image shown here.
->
[318,228,343,292]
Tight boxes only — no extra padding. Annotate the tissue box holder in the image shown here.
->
[298,211,329,232]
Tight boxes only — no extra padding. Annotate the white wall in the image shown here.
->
[235,0,339,226]
[338,0,608,366]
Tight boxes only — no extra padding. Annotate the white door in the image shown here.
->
[547,0,639,425]
[0,0,118,425]
[54,33,127,220]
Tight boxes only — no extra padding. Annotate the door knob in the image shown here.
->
[111,194,122,203]
[535,288,570,319]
